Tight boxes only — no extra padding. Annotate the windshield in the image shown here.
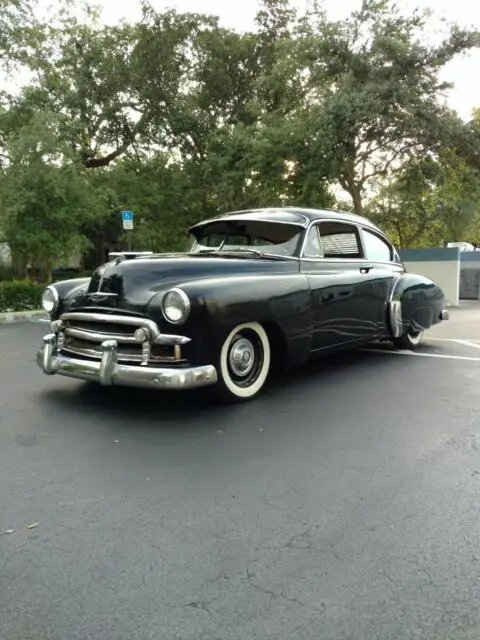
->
[188,220,304,257]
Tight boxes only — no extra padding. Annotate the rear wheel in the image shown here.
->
[213,322,271,402]
[393,328,424,350]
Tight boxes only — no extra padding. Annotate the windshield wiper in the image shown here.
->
[223,248,263,257]
[222,248,290,260]
[192,248,290,260]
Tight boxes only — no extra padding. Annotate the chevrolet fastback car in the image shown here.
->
[37,207,449,402]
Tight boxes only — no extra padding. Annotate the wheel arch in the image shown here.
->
[259,319,288,371]
[387,272,445,338]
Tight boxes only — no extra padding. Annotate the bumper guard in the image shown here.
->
[37,333,218,390]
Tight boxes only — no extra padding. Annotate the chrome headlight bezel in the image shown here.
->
[41,285,59,314]
[161,288,190,325]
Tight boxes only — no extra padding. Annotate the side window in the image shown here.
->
[318,221,362,259]
[362,229,393,262]
[303,225,323,258]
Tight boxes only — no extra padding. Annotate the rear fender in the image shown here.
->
[387,273,445,338]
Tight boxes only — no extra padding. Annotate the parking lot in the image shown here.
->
[1,304,480,640]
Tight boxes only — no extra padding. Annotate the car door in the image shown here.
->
[358,226,405,335]
[300,220,380,351]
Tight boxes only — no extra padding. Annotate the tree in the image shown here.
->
[0,0,34,64]
[0,110,95,279]
[292,0,480,213]
[370,150,480,247]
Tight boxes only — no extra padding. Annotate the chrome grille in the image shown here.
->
[56,312,185,365]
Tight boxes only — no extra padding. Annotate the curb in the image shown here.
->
[0,310,48,324]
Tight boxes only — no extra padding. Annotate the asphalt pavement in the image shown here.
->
[1,307,480,640]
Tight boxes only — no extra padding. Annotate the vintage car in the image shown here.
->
[36,207,449,402]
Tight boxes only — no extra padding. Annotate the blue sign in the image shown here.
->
[121,210,134,221]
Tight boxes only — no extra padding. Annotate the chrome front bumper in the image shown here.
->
[36,333,218,390]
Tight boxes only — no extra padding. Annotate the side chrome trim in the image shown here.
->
[37,335,217,390]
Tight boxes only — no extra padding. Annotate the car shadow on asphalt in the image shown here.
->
[36,348,382,426]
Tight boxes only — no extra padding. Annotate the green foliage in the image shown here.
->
[370,150,480,247]
[0,0,34,65]
[0,0,480,286]
[0,279,44,311]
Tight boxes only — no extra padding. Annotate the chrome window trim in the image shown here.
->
[359,225,396,263]
[299,218,365,260]
[298,218,404,268]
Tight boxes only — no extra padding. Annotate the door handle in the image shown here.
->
[360,265,374,274]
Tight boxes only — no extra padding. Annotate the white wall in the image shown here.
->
[399,247,460,306]
[403,261,459,306]
[459,252,480,300]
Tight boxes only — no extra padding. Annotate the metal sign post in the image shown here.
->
[121,210,134,251]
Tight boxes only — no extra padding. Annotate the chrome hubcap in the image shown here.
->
[229,337,255,377]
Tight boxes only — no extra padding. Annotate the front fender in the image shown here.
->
[147,274,312,368]
[389,272,445,337]
[50,277,91,320]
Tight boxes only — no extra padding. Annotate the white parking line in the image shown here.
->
[453,340,480,352]
[425,337,480,351]
[363,348,480,362]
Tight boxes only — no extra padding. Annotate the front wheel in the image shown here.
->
[393,328,424,350]
[213,322,271,402]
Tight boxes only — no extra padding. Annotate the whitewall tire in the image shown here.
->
[214,322,271,402]
[393,328,424,350]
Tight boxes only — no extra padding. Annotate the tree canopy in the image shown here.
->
[1,0,480,277]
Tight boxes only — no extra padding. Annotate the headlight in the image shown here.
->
[162,288,190,324]
[41,286,59,314]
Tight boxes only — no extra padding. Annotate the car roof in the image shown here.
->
[188,207,382,234]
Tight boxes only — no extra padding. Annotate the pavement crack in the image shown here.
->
[243,562,326,615]
[206,570,225,584]
[178,596,221,618]
[261,487,295,511]
[283,526,321,552]
[162,595,222,619]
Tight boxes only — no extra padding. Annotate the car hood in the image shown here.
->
[70,253,298,314]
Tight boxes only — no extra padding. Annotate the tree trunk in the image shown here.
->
[348,181,364,216]
[44,257,52,284]
[9,247,27,279]
[394,221,405,249]
[339,170,364,216]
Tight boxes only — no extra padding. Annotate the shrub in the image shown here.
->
[0,264,14,281]
[0,280,45,312]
